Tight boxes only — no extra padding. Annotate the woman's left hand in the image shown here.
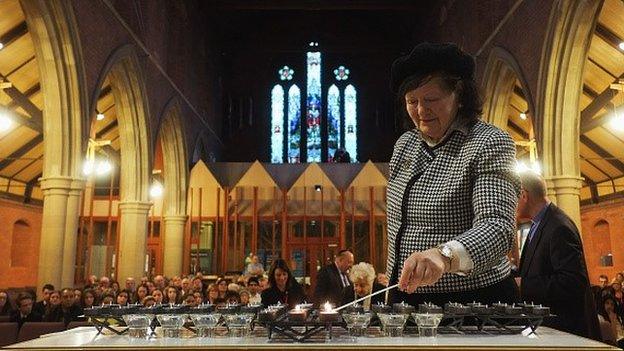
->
[399,248,449,293]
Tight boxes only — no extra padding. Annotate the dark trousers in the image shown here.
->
[389,275,520,307]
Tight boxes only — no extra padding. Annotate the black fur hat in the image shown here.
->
[390,42,475,93]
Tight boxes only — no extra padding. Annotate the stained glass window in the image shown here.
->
[344,84,357,160]
[270,49,357,163]
[279,66,294,81]
[270,85,285,163]
[333,66,350,81]
[327,85,341,161]
[306,52,322,162]
[287,85,301,163]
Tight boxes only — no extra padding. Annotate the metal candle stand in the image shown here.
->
[259,309,345,342]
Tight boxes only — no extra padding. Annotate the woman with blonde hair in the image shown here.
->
[342,262,385,310]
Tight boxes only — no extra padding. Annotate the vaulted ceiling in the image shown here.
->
[1,0,624,205]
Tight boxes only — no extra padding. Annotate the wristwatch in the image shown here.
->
[436,244,454,271]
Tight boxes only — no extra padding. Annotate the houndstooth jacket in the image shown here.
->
[385,120,520,293]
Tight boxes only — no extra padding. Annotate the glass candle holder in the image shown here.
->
[157,314,186,338]
[377,313,408,337]
[342,312,372,337]
[189,313,222,337]
[412,313,444,337]
[123,314,152,338]
[224,313,254,337]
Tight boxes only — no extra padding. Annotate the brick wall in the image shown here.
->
[580,198,624,285]
[0,198,42,289]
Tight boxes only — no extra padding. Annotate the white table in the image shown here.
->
[4,326,618,350]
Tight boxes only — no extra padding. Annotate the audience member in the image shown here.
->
[192,277,205,296]
[313,249,354,306]
[164,286,181,304]
[244,254,265,277]
[261,258,306,308]
[116,290,130,306]
[612,280,623,305]
[225,291,241,305]
[342,262,385,310]
[181,278,191,295]
[599,275,609,288]
[207,284,219,304]
[142,296,156,307]
[135,285,148,304]
[597,294,624,347]
[152,289,164,304]
[33,284,54,316]
[193,291,204,306]
[10,292,42,328]
[110,280,120,294]
[246,277,262,305]
[45,288,83,325]
[216,278,228,298]
[125,277,136,295]
[0,290,14,316]
[101,292,115,305]
[239,290,250,305]
[153,275,166,290]
[81,289,96,309]
[182,293,196,306]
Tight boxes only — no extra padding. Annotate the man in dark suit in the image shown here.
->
[313,249,354,307]
[517,172,600,340]
[44,288,83,326]
[32,284,54,317]
[10,293,42,328]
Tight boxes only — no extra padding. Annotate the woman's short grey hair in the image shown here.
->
[349,262,376,285]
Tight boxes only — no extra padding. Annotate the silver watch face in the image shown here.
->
[440,245,452,258]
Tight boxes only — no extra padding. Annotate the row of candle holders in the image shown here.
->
[83,301,551,340]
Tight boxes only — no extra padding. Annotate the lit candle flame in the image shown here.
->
[323,301,333,312]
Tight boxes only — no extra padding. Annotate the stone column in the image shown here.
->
[545,175,584,231]
[162,215,188,277]
[116,201,152,283]
[60,179,85,288]
[37,177,73,291]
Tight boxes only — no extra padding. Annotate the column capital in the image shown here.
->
[163,214,188,224]
[40,176,83,191]
[543,175,583,196]
[118,201,153,214]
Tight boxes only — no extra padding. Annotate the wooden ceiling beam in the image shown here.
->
[595,22,622,52]
[579,134,624,174]
[0,74,43,130]
[580,71,624,133]
[95,120,119,139]
[0,134,43,171]
[508,119,529,140]
[0,21,28,48]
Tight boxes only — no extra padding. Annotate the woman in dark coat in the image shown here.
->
[261,258,306,308]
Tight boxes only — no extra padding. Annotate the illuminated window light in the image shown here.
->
[150,181,164,198]
[82,159,95,176]
[95,159,112,175]
[515,160,541,175]
[609,112,624,132]
[0,112,12,132]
